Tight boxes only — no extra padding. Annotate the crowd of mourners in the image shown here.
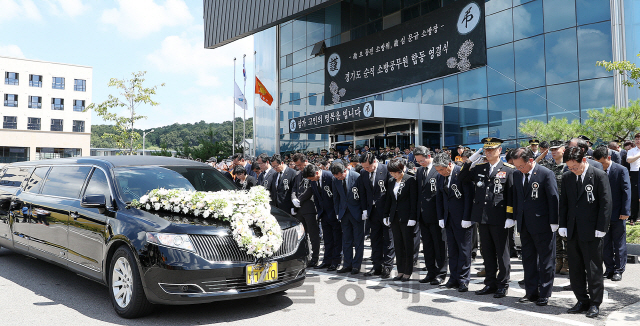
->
[204,134,639,319]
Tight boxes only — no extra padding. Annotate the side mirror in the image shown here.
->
[81,194,106,208]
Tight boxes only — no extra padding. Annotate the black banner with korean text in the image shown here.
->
[288,101,374,133]
[324,0,486,104]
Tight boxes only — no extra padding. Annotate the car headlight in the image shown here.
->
[294,223,305,242]
[146,232,195,252]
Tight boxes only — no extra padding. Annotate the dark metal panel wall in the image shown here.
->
[204,0,341,49]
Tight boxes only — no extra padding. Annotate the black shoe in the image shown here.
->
[443,281,459,289]
[567,302,590,314]
[604,271,613,279]
[430,278,444,286]
[458,283,469,292]
[327,264,338,271]
[493,287,508,298]
[563,284,572,291]
[351,268,360,275]
[518,280,525,285]
[392,275,404,281]
[612,273,622,282]
[586,305,599,318]
[536,297,549,306]
[364,267,382,277]
[380,267,391,279]
[475,285,498,295]
[419,276,435,284]
[337,267,351,273]
[315,262,330,269]
[307,260,318,268]
[518,295,539,303]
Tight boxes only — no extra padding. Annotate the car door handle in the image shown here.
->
[70,212,79,220]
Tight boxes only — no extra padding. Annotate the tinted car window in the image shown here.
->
[0,167,31,187]
[114,166,236,203]
[24,167,50,193]
[84,168,112,204]
[41,166,92,198]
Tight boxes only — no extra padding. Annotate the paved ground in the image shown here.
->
[1,241,639,325]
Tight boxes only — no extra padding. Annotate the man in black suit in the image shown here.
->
[359,152,395,279]
[414,146,448,285]
[269,154,297,214]
[593,146,630,282]
[559,146,612,318]
[304,163,342,271]
[232,153,257,179]
[256,153,276,199]
[512,147,559,307]
[233,165,257,190]
[564,138,603,172]
[291,153,320,267]
[459,137,515,299]
[434,153,474,292]
[331,160,367,274]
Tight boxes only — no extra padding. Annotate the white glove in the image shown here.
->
[469,148,483,163]
[461,220,473,228]
[407,220,417,227]
[337,215,340,221]
[550,224,559,232]
[558,228,568,237]
[595,230,606,238]
[383,217,391,226]
[292,198,301,208]
[362,211,368,220]
[504,219,516,229]
[438,219,445,228]
[290,208,297,216]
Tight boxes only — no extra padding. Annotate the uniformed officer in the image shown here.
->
[459,137,515,298]
[529,139,541,158]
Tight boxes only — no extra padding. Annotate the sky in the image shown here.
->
[0,0,254,130]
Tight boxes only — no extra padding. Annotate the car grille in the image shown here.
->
[190,227,300,262]
[200,269,303,293]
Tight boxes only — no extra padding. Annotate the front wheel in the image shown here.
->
[109,246,154,318]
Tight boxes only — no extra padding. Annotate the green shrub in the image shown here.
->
[627,224,640,244]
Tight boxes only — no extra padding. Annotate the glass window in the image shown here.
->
[401,4,420,23]
[351,0,367,27]
[402,84,421,103]
[458,67,487,101]
[0,167,31,187]
[52,77,65,90]
[280,22,293,55]
[292,61,306,79]
[383,89,402,102]
[366,19,383,36]
[51,119,63,131]
[325,3,341,38]
[444,104,461,146]
[4,94,18,107]
[293,47,309,65]
[29,74,42,87]
[3,116,17,129]
[545,27,578,85]
[74,79,86,92]
[443,75,458,104]
[459,98,488,144]
[292,19,306,52]
[488,93,517,140]
[488,43,515,96]
[486,8,513,48]
[580,77,614,114]
[52,98,64,110]
[281,66,292,81]
[292,76,306,102]
[516,87,547,137]
[422,79,444,105]
[543,0,576,33]
[307,9,325,46]
[41,166,92,199]
[25,167,49,193]
[73,120,85,133]
[368,0,383,21]
[514,35,546,90]
[486,0,512,15]
[384,0,401,15]
[307,55,323,73]
[29,96,42,109]
[280,80,292,104]
[513,0,543,41]
[28,117,41,130]
[83,168,111,204]
[547,82,580,122]
[73,100,85,112]
[5,72,18,85]
[576,0,610,26]
[578,22,613,80]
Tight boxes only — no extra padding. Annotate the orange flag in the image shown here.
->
[255,76,273,106]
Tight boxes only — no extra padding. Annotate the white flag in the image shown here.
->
[234,82,247,110]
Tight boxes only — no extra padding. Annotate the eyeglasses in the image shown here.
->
[566,165,583,172]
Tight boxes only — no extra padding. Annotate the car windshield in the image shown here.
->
[114,166,237,203]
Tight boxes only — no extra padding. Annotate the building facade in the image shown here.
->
[204,0,639,155]
[0,56,92,163]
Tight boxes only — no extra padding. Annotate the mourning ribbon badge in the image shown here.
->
[352,187,359,200]
[430,178,437,192]
[324,185,333,198]
[494,178,502,194]
[378,180,386,193]
[451,184,462,199]
[585,184,595,203]
[531,182,539,199]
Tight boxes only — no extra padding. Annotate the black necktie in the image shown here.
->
[524,173,530,188]
[278,172,283,186]
[576,174,582,189]
[343,179,347,193]
[370,171,375,185]
[444,176,450,195]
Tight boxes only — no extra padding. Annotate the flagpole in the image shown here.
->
[243,54,246,156]
[233,57,236,156]
[253,50,257,157]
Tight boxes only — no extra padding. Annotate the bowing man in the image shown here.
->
[560,146,612,318]
[512,147,559,307]
[291,154,321,267]
[256,153,276,199]
[269,154,297,214]
[303,163,342,271]
[415,146,448,285]
[433,153,474,292]
[331,160,367,274]
[384,158,418,282]
[233,165,257,190]
[593,146,630,282]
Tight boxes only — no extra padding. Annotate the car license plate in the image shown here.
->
[246,262,278,285]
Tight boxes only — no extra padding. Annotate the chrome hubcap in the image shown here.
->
[112,257,133,308]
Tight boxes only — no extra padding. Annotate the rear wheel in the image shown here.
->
[109,246,154,318]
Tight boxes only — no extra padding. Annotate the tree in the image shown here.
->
[86,71,164,154]
[597,52,640,90]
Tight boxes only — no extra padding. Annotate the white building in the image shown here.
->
[0,56,92,163]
